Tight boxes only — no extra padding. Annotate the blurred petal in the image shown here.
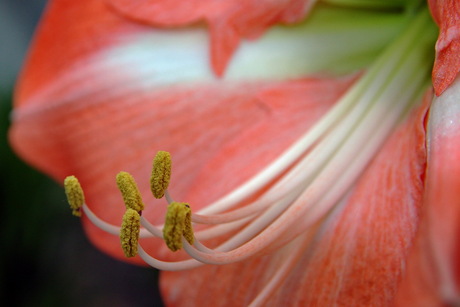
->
[161,93,429,306]
[428,0,460,95]
[15,0,141,106]
[108,0,316,75]
[395,77,460,305]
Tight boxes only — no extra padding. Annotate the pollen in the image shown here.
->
[64,175,85,217]
[120,208,141,257]
[163,202,194,252]
[116,171,145,212]
[150,151,172,199]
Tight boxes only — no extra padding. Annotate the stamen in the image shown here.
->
[64,175,84,217]
[120,208,141,257]
[150,151,172,199]
[116,171,145,212]
[137,244,204,271]
[163,202,194,252]
[62,7,436,302]
[82,204,155,238]
[177,10,436,266]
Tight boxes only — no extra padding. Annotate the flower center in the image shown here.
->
[63,5,436,306]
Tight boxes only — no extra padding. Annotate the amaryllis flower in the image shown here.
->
[9,0,460,305]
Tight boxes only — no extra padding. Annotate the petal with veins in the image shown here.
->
[10,0,447,304]
[161,93,429,306]
[9,76,356,264]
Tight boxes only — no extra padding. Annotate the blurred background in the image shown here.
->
[0,1,163,306]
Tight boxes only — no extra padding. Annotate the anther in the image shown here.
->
[150,151,172,199]
[64,175,85,217]
[116,171,145,212]
[120,208,141,257]
[163,202,194,252]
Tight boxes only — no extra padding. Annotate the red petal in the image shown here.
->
[160,93,430,305]
[107,0,315,75]
[429,0,460,95]
[395,78,460,305]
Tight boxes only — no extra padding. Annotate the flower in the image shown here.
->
[9,0,460,305]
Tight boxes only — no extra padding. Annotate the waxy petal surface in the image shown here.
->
[161,96,429,305]
[429,0,460,95]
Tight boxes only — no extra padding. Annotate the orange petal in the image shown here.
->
[15,0,143,106]
[184,75,358,206]
[428,0,460,95]
[395,78,460,305]
[10,0,353,265]
[160,93,430,305]
[108,0,315,75]
[10,73,356,264]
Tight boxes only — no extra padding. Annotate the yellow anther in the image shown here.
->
[163,202,194,252]
[116,172,145,212]
[150,151,172,199]
[120,208,141,258]
[64,175,85,217]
